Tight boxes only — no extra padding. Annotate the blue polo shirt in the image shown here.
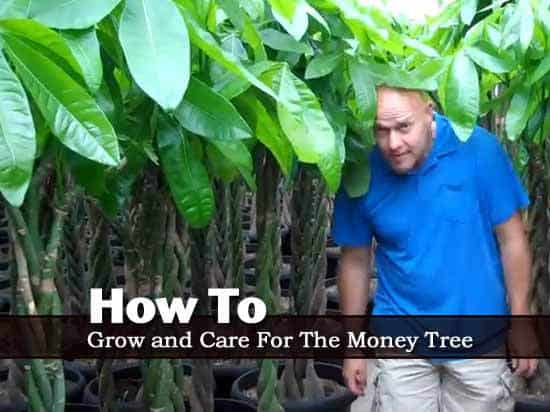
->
[332,113,529,317]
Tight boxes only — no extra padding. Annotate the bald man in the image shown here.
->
[332,87,537,411]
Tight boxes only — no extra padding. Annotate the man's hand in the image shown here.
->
[342,358,367,396]
[510,358,538,378]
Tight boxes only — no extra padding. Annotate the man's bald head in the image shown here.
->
[374,86,435,174]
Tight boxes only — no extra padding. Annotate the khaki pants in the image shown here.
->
[371,358,515,412]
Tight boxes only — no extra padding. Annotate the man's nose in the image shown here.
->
[388,131,401,151]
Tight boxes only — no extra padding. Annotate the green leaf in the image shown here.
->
[158,115,214,228]
[317,149,342,193]
[260,28,312,54]
[206,143,239,183]
[342,156,370,198]
[505,86,532,141]
[3,34,120,166]
[209,140,256,189]
[528,56,550,85]
[0,19,83,79]
[177,5,275,99]
[465,41,515,73]
[440,50,479,142]
[402,37,440,58]
[461,0,478,25]
[267,0,308,41]
[273,64,335,163]
[234,91,293,176]
[0,51,35,206]
[518,0,534,53]
[358,58,447,91]
[348,60,376,144]
[273,63,341,190]
[305,51,342,79]
[211,61,275,101]
[539,0,550,34]
[119,0,190,111]
[216,0,266,61]
[500,4,521,49]
[29,0,122,30]
[0,0,31,18]
[175,77,252,140]
[543,101,550,144]
[60,28,103,94]
[241,0,264,20]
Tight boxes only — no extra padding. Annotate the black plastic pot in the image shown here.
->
[213,363,256,399]
[65,403,100,412]
[83,364,146,412]
[0,276,9,290]
[325,277,339,310]
[231,362,356,412]
[65,363,87,402]
[326,247,340,278]
[515,397,550,412]
[0,367,26,412]
[215,398,256,412]
[65,360,97,383]
[0,294,10,314]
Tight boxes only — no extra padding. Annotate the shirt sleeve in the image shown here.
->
[476,131,530,226]
[330,189,373,247]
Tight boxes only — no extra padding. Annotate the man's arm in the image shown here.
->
[337,246,372,315]
[495,212,532,315]
[495,211,538,377]
[338,245,372,396]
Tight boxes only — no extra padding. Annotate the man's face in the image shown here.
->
[375,87,434,174]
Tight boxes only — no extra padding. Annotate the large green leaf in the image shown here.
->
[28,0,122,30]
[177,4,275,99]
[217,0,266,61]
[234,91,293,176]
[209,140,256,189]
[465,41,515,73]
[348,60,376,144]
[0,19,83,79]
[273,64,335,163]
[213,60,274,100]
[260,28,312,54]
[317,149,342,193]
[158,115,214,228]
[342,138,371,197]
[2,34,120,166]
[267,0,308,41]
[357,58,445,91]
[460,0,478,25]
[175,77,252,140]
[402,37,440,58]
[528,56,550,85]
[119,0,190,111]
[206,143,240,183]
[0,50,35,206]
[60,28,103,94]
[440,50,479,142]
[273,63,341,190]
[518,0,534,53]
[505,85,535,141]
[241,0,264,20]
[0,0,31,19]
[305,51,343,79]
